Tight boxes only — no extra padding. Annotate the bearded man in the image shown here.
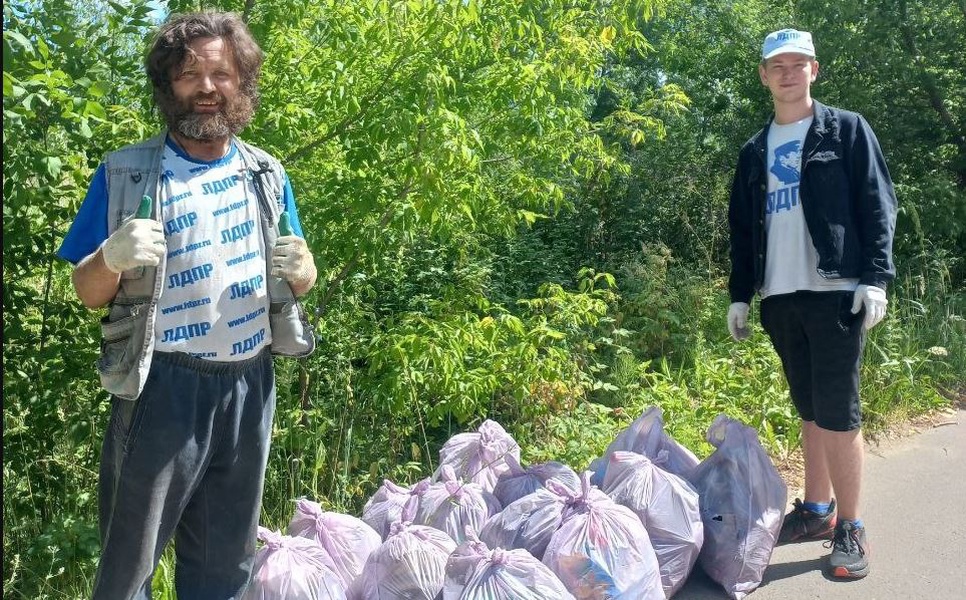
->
[57,12,317,599]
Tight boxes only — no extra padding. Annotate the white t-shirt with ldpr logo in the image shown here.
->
[761,116,858,298]
[154,139,272,360]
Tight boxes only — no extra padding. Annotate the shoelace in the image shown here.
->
[825,524,866,556]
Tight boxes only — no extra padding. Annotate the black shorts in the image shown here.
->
[759,291,866,432]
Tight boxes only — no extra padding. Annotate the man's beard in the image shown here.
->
[158,90,255,141]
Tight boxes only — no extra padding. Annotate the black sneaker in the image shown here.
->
[778,498,837,544]
[826,520,870,579]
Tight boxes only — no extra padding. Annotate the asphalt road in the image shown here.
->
[675,408,966,599]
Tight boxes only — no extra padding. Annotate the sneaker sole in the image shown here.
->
[830,565,870,579]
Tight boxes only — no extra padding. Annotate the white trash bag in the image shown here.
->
[479,478,579,560]
[443,535,575,600]
[590,406,699,484]
[434,419,520,493]
[415,465,501,544]
[287,498,382,589]
[543,472,665,599]
[602,451,703,598]
[355,498,457,600]
[492,454,580,507]
[363,477,431,540]
[243,527,346,600]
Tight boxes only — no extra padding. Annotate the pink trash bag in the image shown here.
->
[243,527,346,600]
[443,536,575,600]
[492,454,580,507]
[363,477,431,540]
[602,451,703,598]
[354,498,457,600]
[287,498,382,589]
[479,478,580,561]
[415,465,502,544]
[589,406,699,484]
[543,472,665,600]
[434,419,520,493]
[689,415,787,600]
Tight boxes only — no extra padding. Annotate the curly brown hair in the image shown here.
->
[145,12,264,110]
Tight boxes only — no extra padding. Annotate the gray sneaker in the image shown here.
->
[778,498,837,544]
[827,520,870,579]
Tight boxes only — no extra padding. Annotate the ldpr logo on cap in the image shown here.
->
[762,29,815,60]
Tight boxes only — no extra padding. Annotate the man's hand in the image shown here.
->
[101,218,166,274]
[851,284,887,331]
[271,235,315,285]
[728,302,751,341]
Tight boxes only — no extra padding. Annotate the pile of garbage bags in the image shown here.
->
[248,409,787,599]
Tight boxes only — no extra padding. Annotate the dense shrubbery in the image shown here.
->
[4,0,963,596]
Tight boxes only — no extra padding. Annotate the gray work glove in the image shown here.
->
[727,302,751,341]
[101,218,166,274]
[851,284,887,331]
[271,235,313,283]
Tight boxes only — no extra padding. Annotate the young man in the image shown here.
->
[58,12,317,599]
[727,29,897,579]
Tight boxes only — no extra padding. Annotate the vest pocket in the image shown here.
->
[268,300,316,357]
[97,298,150,377]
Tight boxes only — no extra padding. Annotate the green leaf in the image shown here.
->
[3,72,25,98]
[599,26,617,46]
[43,156,63,178]
[83,100,107,120]
[4,30,35,56]
[87,81,111,98]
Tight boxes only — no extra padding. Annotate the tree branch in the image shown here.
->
[284,25,435,164]
[897,1,966,187]
[312,125,425,323]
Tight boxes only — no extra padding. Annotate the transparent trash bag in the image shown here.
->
[443,535,575,600]
[492,454,580,507]
[689,415,788,600]
[542,472,665,599]
[602,451,703,598]
[589,406,699,485]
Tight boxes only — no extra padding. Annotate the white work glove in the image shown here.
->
[101,218,166,274]
[728,302,751,341]
[851,284,887,331]
[271,236,314,283]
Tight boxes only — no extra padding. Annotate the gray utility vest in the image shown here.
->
[98,132,315,400]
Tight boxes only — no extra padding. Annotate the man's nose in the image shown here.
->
[198,74,216,92]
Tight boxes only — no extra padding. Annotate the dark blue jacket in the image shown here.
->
[728,100,898,304]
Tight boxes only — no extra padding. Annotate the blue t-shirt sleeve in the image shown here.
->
[282,173,305,238]
[58,164,109,264]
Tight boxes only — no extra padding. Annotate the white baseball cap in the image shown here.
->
[761,29,815,60]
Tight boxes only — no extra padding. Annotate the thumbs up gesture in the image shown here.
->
[271,212,314,285]
[102,195,166,274]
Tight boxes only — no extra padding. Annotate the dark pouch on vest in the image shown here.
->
[97,296,152,399]
[269,300,316,357]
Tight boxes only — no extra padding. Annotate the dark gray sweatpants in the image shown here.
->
[93,348,276,600]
